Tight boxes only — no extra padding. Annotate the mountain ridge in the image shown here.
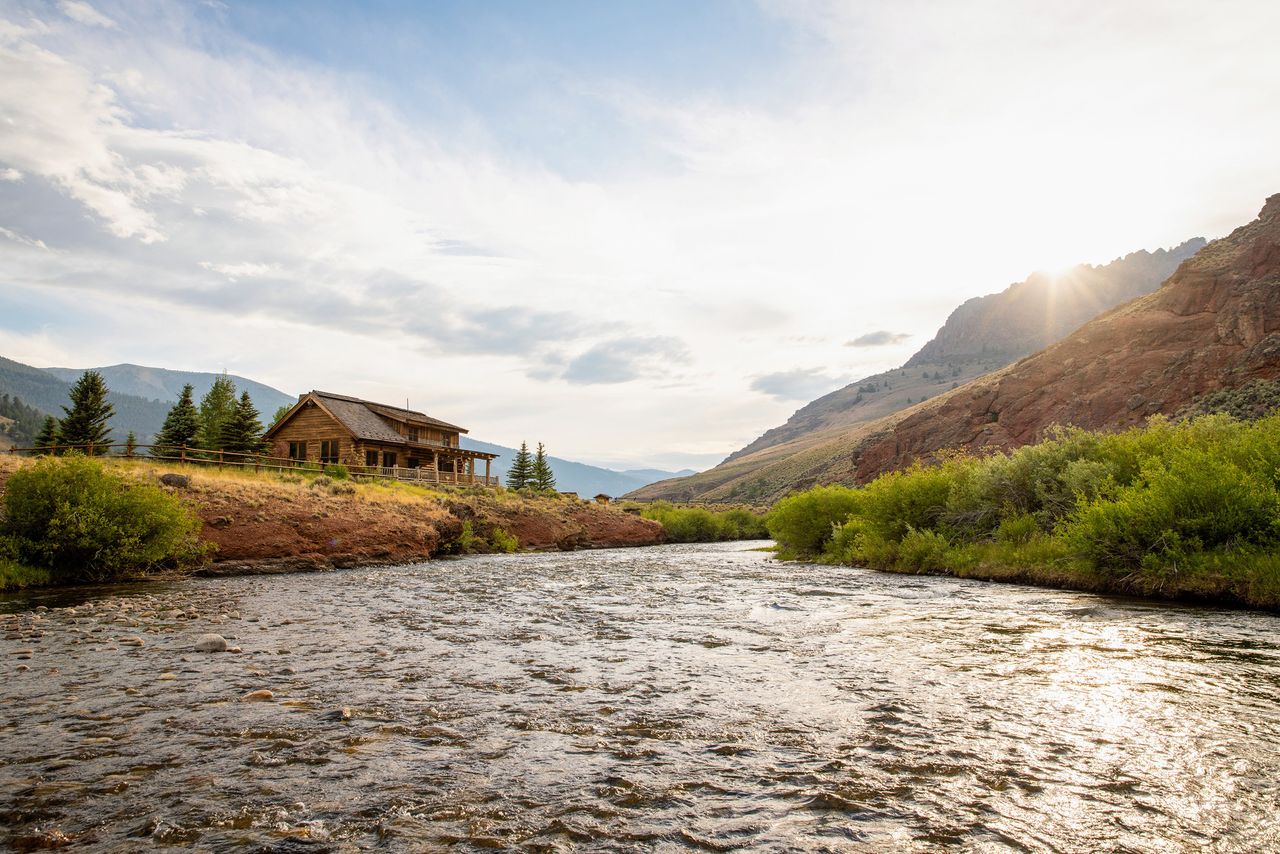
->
[631,236,1205,503]
[632,193,1279,504]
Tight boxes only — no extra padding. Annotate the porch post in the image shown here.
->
[484,458,491,484]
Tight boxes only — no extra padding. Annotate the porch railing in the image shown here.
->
[4,442,500,487]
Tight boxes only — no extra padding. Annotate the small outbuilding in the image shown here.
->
[593,494,612,505]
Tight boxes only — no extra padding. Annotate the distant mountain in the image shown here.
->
[0,355,173,444]
[905,238,1207,366]
[630,237,1205,504]
[43,364,296,416]
[460,437,693,497]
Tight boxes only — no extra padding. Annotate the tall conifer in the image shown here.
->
[218,391,265,454]
[531,443,556,491]
[153,384,200,456]
[57,370,113,453]
[198,373,237,450]
[506,441,533,489]
[33,416,58,454]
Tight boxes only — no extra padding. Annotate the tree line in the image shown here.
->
[505,441,556,491]
[30,370,267,456]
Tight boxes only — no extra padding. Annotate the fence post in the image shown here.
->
[180,446,187,464]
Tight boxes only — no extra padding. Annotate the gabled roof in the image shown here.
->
[265,390,468,443]
[310,391,467,436]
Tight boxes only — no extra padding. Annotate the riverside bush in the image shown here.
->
[640,502,769,543]
[766,486,862,557]
[773,413,1280,606]
[1,455,205,584]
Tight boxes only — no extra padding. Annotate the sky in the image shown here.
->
[1,1,1278,471]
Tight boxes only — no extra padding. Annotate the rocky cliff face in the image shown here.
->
[905,239,1205,366]
[852,194,1280,481]
[632,232,1207,504]
[721,241,1201,467]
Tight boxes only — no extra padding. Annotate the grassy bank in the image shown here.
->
[767,414,1280,609]
[633,501,769,542]
[0,455,663,589]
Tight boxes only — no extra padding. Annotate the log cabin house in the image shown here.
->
[264,390,499,485]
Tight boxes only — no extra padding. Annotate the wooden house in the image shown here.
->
[593,494,612,505]
[264,390,498,485]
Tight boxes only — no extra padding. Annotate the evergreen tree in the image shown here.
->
[153,384,201,456]
[218,391,265,454]
[270,404,292,428]
[57,370,114,454]
[506,441,533,489]
[33,416,58,454]
[531,443,556,491]
[125,431,137,457]
[198,373,238,450]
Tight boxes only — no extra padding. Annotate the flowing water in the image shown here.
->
[2,542,1279,852]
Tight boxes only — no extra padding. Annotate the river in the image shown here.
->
[2,542,1278,852]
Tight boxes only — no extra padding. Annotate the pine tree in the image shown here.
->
[506,441,533,489]
[125,431,137,457]
[57,370,114,454]
[198,373,238,451]
[218,391,265,454]
[33,416,58,454]
[153,384,200,456]
[270,404,292,428]
[531,443,556,491]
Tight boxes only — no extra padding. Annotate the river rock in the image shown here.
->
[193,633,228,652]
[241,689,274,702]
[121,636,145,647]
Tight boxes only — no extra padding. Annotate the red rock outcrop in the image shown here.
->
[853,194,1280,480]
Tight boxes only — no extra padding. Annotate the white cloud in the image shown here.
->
[58,1,118,30]
[0,1,1278,467]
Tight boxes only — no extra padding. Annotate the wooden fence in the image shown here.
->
[3,442,501,487]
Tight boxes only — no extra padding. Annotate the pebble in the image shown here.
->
[242,689,274,702]
[16,665,29,672]
[159,672,176,681]
[194,634,228,652]
[121,636,145,647]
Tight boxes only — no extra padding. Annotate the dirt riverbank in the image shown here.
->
[0,456,664,577]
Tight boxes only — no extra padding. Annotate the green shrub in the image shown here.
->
[640,502,769,543]
[324,463,350,480]
[1,455,206,584]
[1063,447,1280,570]
[896,529,952,572]
[996,512,1039,545]
[766,486,862,557]
[309,475,333,490]
[489,526,519,553]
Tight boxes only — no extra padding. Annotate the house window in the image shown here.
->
[288,441,307,460]
[384,451,397,468]
[365,450,379,467]
[407,426,420,442]
[320,439,340,464]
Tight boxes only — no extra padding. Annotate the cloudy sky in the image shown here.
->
[1,0,1278,470]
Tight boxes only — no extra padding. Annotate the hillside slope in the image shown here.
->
[0,356,173,443]
[636,193,1279,504]
[43,364,297,416]
[849,193,1280,480]
[633,238,1203,503]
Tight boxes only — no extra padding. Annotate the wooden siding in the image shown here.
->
[269,402,352,464]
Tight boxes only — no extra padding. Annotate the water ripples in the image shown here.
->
[2,542,1280,851]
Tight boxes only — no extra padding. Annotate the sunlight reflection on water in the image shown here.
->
[2,542,1279,851]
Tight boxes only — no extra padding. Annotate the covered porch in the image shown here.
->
[353,441,498,486]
